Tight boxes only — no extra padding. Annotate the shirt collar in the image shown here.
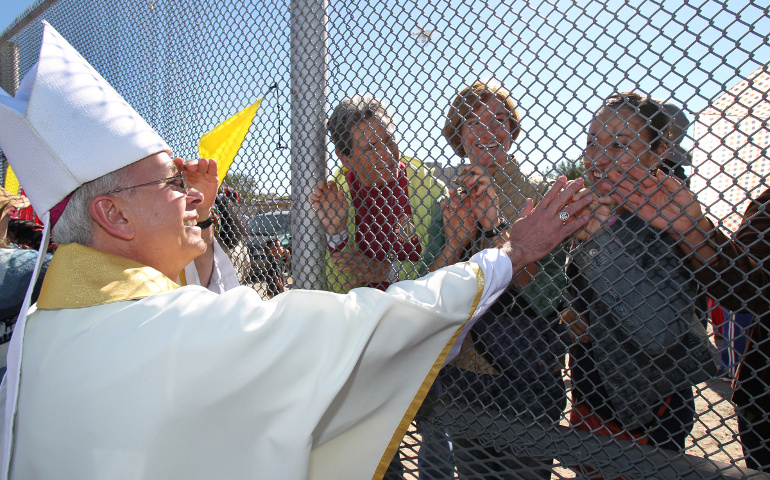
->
[36,243,180,309]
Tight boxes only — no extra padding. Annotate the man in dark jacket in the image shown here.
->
[607,165,770,470]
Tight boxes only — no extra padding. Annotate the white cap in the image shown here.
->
[0,21,170,216]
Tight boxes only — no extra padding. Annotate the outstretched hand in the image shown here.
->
[174,157,219,219]
[604,166,704,238]
[310,180,350,235]
[455,167,500,230]
[331,250,391,289]
[501,176,591,271]
[571,188,617,241]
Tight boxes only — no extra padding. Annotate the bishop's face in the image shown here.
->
[119,152,206,277]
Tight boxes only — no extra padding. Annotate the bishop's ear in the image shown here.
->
[89,196,135,240]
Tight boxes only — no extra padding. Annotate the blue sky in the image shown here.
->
[323,0,770,178]
[2,0,768,196]
[0,0,36,33]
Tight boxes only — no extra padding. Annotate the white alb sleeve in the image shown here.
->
[182,242,241,293]
[205,242,241,293]
[443,248,513,365]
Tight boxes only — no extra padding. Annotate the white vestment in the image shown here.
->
[180,240,241,292]
[1,243,511,480]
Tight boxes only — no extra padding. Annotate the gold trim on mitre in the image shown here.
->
[36,243,179,309]
[373,260,485,480]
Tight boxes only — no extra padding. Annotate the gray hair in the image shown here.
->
[327,94,395,156]
[53,168,129,246]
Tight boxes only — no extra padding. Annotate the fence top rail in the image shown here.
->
[0,0,59,44]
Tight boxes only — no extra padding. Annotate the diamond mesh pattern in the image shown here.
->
[1,0,769,477]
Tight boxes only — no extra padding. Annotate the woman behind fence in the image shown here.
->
[563,93,717,473]
[312,94,455,479]
[424,80,572,479]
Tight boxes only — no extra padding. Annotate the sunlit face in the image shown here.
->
[339,116,401,188]
[459,97,515,168]
[584,107,666,197]
[120,152,206,275]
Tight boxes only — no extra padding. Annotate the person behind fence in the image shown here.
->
[5,218,55,252]
[211,186,251,285]
[563,92,718,467]
[261,238,290,297]
[423,79,572,479]
[605,163,770,471]
[0,23,594,479]
[0,188,52,379]
[311,94,456,478]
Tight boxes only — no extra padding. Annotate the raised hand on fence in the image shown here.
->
[174,157,219,219]
[441,188,477,248]
[310,180,350,235]
[330,249,391,290]
[501,176,591,271]
[425,189,477,272]
[605,166,710,240]
[455,165,501,232]
[570,187,617,242]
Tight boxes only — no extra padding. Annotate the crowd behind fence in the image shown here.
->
[1,0,769,478]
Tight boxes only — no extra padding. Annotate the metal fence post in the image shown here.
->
[0,41,19,187]
[2,1,770,476]
[0,42,18,96]
[289,0,328,290]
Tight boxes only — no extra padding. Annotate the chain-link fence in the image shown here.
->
[2,0,769,478]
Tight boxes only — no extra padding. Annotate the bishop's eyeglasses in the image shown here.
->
[103,172,188,196]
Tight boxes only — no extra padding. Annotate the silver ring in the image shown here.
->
[559,211,570,222]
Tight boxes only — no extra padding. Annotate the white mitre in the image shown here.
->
[0,20,169,216]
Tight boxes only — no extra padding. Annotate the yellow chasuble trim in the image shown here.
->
[36,243,180,309]
[373,261,485,479]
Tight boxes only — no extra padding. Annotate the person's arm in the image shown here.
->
[684,189,770,312]
[517,243,568,317]
[176,157,219,288]
[607,167,770,312]
[603,166,718,263]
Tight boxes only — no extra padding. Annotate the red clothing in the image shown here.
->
[689,188,770,408]
[335,162,422,264]
[12,190,40,223]
[332,162,422,291]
